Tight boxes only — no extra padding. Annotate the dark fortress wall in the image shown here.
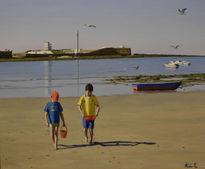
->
[86,48,131,56]
[0,51,12,58]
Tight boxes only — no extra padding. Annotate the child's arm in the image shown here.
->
[95,104,100,117]
[44,112,49,127]
[59,111,66,126]
[78,105,84,117]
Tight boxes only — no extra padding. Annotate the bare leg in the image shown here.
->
[84,128,88,143]
[54,126,59,150]
[50,127,55,144]
[89,129,94,144]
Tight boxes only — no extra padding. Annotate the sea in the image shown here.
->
[0,56,205,98]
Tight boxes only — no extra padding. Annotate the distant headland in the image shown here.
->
[0,42,204,62]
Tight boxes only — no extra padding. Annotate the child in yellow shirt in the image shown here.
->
[77,83,100,144]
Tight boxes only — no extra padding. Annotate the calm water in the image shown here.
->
[0,57,205,98]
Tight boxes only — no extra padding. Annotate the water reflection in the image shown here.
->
[44,61,52,96]
[77,59,80,96]
[43,60,81,97]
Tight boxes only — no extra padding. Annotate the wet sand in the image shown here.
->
[0,91,205,169]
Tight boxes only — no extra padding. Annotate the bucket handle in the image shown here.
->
[60,125,67,131]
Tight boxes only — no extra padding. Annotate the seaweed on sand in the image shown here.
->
[104,73,205,87]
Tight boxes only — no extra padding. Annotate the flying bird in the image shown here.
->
[178,8,187,15]
[171,45,179,49]
[133,66,139,70]
[84,24,96,28]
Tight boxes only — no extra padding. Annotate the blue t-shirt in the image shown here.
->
[44,102,63,124]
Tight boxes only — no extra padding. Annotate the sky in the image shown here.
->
[0,0,205,55]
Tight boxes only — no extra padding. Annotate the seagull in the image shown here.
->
[133,66,139,70]
[178,8,187,15]
[84,24,96,28]
[171,45,179,49]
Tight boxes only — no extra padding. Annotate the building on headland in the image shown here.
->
[44,41,52,51]
[0,49,12,59]
[26,41,54,57]
[25,42,131,58]
[26,50,54,58]
[27,50,53,55]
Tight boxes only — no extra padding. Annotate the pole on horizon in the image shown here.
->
[76,30,80,96]
[76,30,79,57]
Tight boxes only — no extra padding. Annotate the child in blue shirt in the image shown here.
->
[44,91,66,150]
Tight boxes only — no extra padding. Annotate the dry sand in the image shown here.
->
[0,91,205,169]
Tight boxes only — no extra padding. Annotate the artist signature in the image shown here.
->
[185,162,198,168]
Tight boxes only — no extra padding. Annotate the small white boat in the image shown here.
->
[164,62,179,69]
[182,61,191,66]
[174,60,183,65]
[168,60,191,67]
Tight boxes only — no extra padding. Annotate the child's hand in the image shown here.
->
[45,122,49,127]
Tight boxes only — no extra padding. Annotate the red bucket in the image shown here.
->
[60,126,67,138]
[84,116,96,121]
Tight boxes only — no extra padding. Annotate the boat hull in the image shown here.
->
[132,82,181,91]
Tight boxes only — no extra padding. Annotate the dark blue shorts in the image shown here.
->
[83,117,95,129]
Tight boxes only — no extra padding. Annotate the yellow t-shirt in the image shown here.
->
[78,94,99,116]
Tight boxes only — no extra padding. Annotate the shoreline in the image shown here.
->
[1,54,205,62]
[0,89,204,99]
[0,89,204,100]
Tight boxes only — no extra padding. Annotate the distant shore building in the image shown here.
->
[0,49,12,59]
[25,45,131,58]
[44,41,52,51]
[61,49,75,54]
[26,50,53,55]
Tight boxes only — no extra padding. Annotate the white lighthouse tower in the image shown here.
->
[44,41,52,51]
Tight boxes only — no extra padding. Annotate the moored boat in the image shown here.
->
[182,61,191,66]
[164,62,179,69]
[132,81,182,91]
[166,60,191,67]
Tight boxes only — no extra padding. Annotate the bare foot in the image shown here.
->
[89,140,93,145]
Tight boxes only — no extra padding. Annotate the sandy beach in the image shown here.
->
[0,91,205,169]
